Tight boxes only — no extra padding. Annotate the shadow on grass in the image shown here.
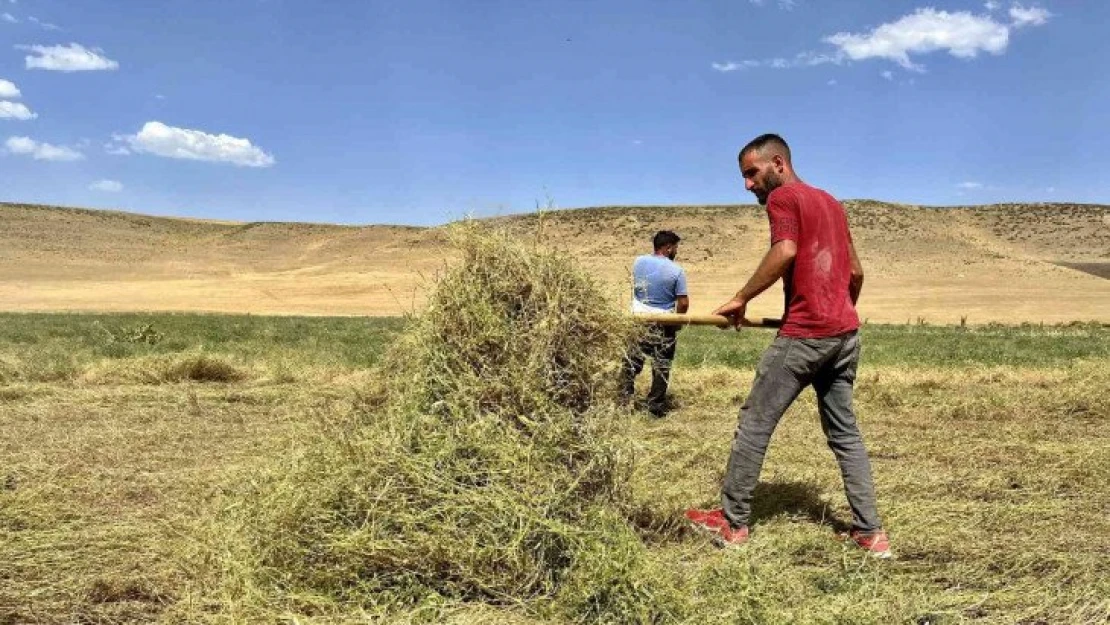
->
[750,480,852,533]
[632,480,853,543]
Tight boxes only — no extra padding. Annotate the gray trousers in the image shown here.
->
[721,330,882,532]
[622,324,677,413]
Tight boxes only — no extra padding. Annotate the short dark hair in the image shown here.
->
[653,230,680,251]
[739,133,791,162]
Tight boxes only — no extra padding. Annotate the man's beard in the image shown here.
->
[667,251,677,261]
[754,170,784,205]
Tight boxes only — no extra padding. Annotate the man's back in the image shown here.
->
[631,254,687,311]
[765,182,859,338]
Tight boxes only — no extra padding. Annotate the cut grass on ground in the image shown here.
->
[1,313,1107,623]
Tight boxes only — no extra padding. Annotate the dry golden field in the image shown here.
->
[1,201,1107,323]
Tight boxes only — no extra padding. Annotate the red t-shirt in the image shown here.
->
[765,182,860,339]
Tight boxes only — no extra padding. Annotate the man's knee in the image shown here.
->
[824,427,866,456]
[734,408,778,446]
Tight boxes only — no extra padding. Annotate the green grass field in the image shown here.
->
[2,313,1108,624]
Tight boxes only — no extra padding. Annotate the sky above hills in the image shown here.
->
[0,0,1104,225]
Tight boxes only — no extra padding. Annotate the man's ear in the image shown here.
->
[772,153,785,172]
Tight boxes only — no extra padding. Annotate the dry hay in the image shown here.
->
[198,225,678,622]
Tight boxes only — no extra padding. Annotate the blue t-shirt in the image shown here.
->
[631,254,688,310]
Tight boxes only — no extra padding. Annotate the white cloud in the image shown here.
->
[881,70,894,80]
[104,133,131,155]
[122,121,275,168]
[712,60,760,72]
[824,8,1035,70]
[827,79,837,86]
[27,16,61,31]
[0,101,35,120]
[717,5,1050,74]
[749,0,796,9]
[0,79,20,98]
[89,179,123,192]
[19,43,118,71]
[5,136,83,161]
[1009,4,1051,27]
[713,50,842,72]
[2,12,16,22]
[799,52,843,66]
[957,181,984,189]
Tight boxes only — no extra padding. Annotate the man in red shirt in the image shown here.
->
[685,134,891,558]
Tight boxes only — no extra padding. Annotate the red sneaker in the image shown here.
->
[848,529,893,559]
[684,508,727,531]
[684,508,749,548]
[714,523,750,548]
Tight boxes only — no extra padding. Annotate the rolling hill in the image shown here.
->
[1,200,1107,323]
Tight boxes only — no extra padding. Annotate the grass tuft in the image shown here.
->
[163,353,247,383]
[80,352,249,384]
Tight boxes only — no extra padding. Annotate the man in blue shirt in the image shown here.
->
[623,230,689,417]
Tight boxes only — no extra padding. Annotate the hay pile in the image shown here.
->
[207,226,676,622]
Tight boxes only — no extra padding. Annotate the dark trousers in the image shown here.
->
[721,331,883,532]
[622,324,677,414]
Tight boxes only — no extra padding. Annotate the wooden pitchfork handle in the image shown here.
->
[633,313,782,329]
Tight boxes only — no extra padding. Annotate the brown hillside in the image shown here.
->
[1,201,1107,323]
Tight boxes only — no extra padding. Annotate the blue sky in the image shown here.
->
[0,0,1104,225]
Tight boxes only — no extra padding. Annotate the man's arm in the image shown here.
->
[848,238,864,305]
[712,239,797,326]
[675,268,690,314]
